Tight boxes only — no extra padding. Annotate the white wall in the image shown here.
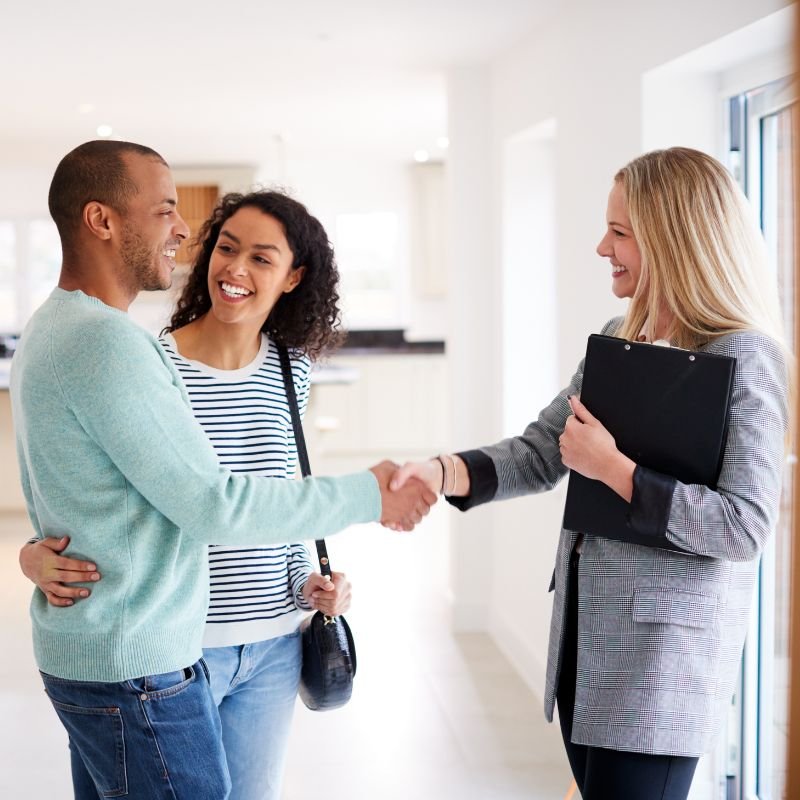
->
[501,120,559,436]
[446,65,500,629]
[446,0,793,704]
[0,168,53,218]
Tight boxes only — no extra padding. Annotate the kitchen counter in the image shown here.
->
[0,329,446,390]
[0,354,441,391]
[310,364,360,385]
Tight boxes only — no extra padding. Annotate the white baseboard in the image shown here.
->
[488,609,548,701]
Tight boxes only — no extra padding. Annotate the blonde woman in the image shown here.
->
[392,148,790,800]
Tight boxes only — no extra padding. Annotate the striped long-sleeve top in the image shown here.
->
[159,332,314,649]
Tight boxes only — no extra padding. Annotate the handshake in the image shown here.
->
[368,458,456,532]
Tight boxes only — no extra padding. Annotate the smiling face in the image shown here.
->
[207,206,304,329]
[117,154,189,292]
[596,181,642,300]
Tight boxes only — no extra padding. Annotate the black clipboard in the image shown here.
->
[562,334,736,549]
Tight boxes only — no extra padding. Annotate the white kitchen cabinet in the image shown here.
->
[307,353,448,470]
[0,391,25,511]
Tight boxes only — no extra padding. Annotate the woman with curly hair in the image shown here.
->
[157,190,350,800]
[24,190,353,800]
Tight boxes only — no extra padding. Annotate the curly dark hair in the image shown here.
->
[166,190,343,359]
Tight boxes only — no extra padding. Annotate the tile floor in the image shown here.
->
[0,506,574,799]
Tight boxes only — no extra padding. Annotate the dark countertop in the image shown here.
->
[1,330,445,356]
[339,329,445,355]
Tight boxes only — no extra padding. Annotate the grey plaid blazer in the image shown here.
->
[451,318,788,756]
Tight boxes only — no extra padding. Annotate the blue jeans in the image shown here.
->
[204,631,302,800]
[40,660,231,799]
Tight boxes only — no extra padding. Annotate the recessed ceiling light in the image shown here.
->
[414,149,430,163]
[96,124,113,137]
[436,136,450,149]
[78,103,95,114]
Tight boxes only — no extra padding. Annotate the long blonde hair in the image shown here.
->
[614,147,788,354]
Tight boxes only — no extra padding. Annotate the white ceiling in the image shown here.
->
[0,0,550,169]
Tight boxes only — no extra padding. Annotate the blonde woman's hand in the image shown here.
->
[560,395,635,501]
[19,536,101,607]
[389,459,443,497]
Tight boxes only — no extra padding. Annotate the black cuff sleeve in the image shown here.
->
[445,449,498,512]
[626,464,678,546]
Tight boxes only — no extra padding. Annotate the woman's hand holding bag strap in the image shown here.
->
[278,345,357,711]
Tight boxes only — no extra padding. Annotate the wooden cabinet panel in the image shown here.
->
[176,185,219,264]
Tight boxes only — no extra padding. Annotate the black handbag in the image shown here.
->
[278,345,357,711]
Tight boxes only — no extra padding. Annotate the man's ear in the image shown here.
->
[284,266,306,294]
[82,201,115,242]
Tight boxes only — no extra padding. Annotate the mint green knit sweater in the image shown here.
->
[11,289,380,682]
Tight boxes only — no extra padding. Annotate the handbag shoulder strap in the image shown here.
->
[277,344,332,578]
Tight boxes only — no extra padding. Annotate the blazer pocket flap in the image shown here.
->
[632,588,718,629]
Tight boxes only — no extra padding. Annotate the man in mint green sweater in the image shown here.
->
[11,140,435,799]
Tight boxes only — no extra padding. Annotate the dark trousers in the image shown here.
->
[556,549,699,800]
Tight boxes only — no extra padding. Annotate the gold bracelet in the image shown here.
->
[444,453,457,496]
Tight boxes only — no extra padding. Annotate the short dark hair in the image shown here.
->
[48,140,168,251]
[166,190,343,360]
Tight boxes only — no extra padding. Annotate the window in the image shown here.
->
[334,211,402,329]
[726,75,796,800]
[0,219,62,333]
[29,219,61,317]
[0,222,15,332]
